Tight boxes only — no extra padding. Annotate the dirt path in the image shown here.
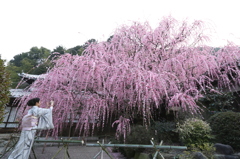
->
[2,143,126,159]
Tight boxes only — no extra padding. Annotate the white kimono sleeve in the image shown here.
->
[34,107,54,130]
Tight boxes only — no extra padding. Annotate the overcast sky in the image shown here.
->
[1,0,240,62]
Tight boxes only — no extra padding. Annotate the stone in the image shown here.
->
[192,152,208,159]
[213,154,240,159]
[214,143,234,155]
[235,153,240,157]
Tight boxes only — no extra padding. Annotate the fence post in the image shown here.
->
[101,139,104,159]
[150,138,165,159]
[96,140,114,159]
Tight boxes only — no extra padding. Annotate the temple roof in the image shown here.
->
[18,72,46,80]
[18,72,46,84]
[9,73,46,98]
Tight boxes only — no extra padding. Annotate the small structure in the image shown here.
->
[18,72,46,84]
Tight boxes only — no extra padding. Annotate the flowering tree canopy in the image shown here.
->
[17,16,240,137]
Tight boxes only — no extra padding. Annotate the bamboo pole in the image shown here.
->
[35,139,84,143]
[35,139,186,150]
[86,144,187,150]
[34,139,186,159]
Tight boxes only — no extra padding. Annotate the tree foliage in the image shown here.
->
[0,56,10,123]
[7,47,51,88]
[17,17,240,137]
[198,90,236,112]
[52,46,66,55]
[208,111,240,149]
[66,45,84,55]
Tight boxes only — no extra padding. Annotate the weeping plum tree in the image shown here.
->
[17,16,240,138]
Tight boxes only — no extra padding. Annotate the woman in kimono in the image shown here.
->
[8,97,54,159]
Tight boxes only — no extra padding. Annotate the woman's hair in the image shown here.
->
[27,98,40,106]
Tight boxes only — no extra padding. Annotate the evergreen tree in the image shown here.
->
[0,56,10,123]
[7,47,51,88]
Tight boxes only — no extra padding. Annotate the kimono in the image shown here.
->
[8,106,54,159]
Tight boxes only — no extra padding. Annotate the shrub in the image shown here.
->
[153,121,179,143]
[177,143,215,159]
[196,143,215,158]
[176,118,213,148]
[198,90,236,112]
[121,125,154,158]
[208,111,240,149]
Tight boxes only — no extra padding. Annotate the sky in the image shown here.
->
[1,0,240,62]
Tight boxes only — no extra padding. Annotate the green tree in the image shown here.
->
[27,47,51,74]
[10,53,26,67]
[21,58,34,72]
[67,45,84,55]
[7,47,51,88]
[52,45,66,55]
[0,56,10,123]
[6,63,21,88]
[107,35,114,42]
[82,39,97,49]
[197,90,236,112]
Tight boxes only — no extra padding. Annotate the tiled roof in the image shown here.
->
[10,89,30,98]
[18,72,46,79]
